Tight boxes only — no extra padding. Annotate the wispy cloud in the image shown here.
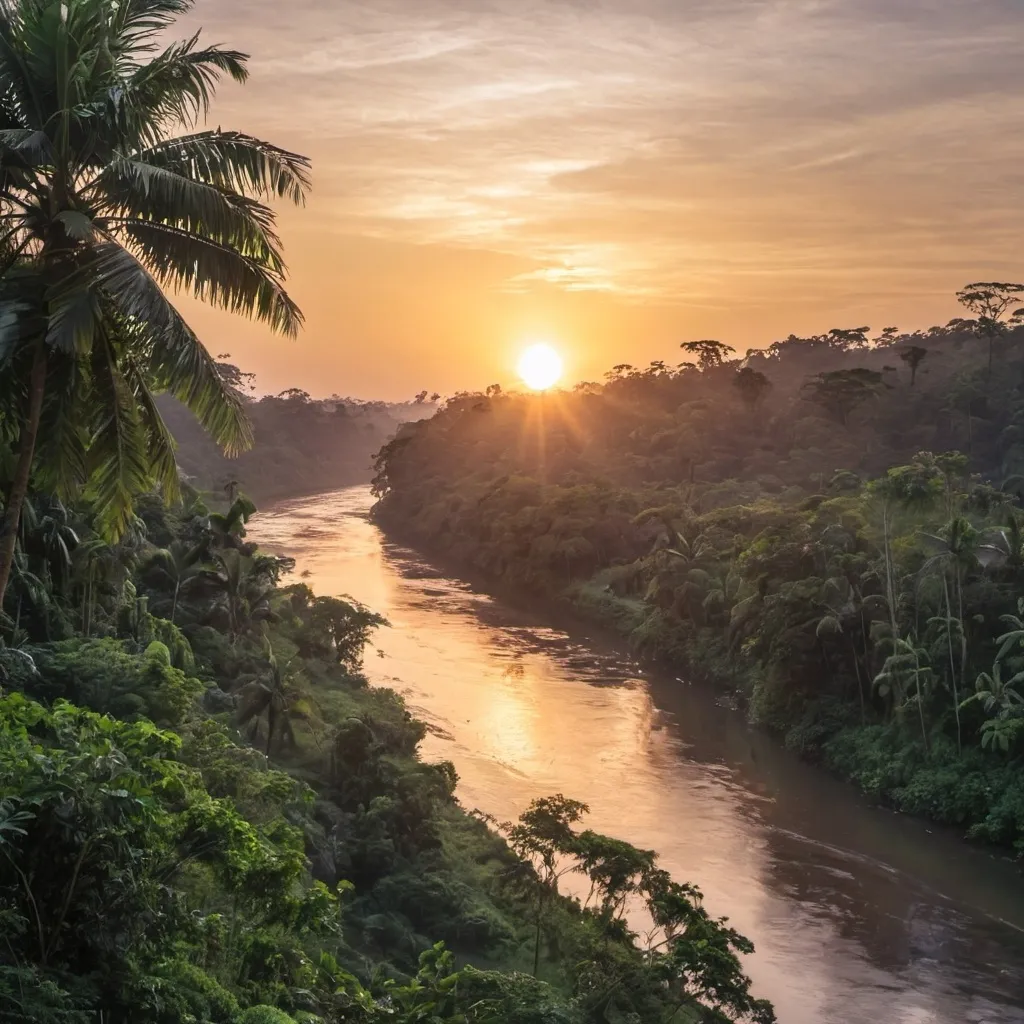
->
[179,0,1024,392]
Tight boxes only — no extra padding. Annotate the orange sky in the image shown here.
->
[178,0,1024,400]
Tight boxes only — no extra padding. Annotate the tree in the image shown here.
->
[204,494,258,550]
[919,516,980,755]
[826,326,871,351]
[964,661,1024,752]
[801,368,885,427]
[147,540,204,624]
[732,367,772,413]
[874,636,934,752]
[0,0,311,612]
[492,795,588,976]
[236,634,300,756]
[955,281,1024,379]
[203,549,277,642]
[680,340,735,371]
[898,345,928,386]
[309,595,386,669]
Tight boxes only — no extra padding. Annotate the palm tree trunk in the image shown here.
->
[171,579,180,624]
[954,566,965,756]
[912,647,931,755]
[848,635,866,724]
[882,505,900,644]
[533,892,544,977]
[0,344,47,612]
[938,572,963,756]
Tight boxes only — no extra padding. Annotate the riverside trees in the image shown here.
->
[373,289,1024,854]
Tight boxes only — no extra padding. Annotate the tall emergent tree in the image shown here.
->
[0,0,311,610]
[680,339,735,371]
[733,366,772,413]
[955,281,1024,379]
[898,345,928,387]
[801,368,885,427]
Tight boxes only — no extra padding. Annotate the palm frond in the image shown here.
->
[113,0,199,48]
[86,242,253,454]
[33,346,88,499]
[138,130,311,203]
[108,217,301,335]
[120,33,248,138]
[84,322,153,539]
[91,158,284,267]
[120,353,180,503]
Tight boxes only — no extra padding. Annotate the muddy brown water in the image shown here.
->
[251,485,1024,1024]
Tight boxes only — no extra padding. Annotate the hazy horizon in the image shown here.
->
[178,0,1024,400]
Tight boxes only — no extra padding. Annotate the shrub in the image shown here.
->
[30,638,203,727]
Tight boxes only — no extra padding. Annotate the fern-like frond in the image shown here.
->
[86,242,253,455]
[137,130,311,203]
[109,217,301,335]
[91,158,284,267]
[84,323,154,539]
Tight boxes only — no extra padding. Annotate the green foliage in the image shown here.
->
[0,467,768,1023]
[233,1007,297,1024]
[487,797,775,1023]
[28,636,204,726]
[374,302,1024,854]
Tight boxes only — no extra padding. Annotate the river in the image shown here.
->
[250,485,1024,1024]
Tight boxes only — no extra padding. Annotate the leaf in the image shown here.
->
[816,615,842,638]
[54,209,95,241]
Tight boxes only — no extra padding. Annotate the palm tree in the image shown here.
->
[816,576,884,724]
[963,661,1024,753]
[147,538,203,623]
[919,516,979,755]
[874,636,934,753]
[0,0,310,610]
[204,548,275,642]
[965,661,1024,719]
[203,494,257,550]
[994,598,1024,663]
[236,633,300,756]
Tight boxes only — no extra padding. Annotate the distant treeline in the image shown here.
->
[163,362,438,504]
[373,284,1024,854]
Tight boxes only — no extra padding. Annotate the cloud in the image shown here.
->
[177,0,1024,392]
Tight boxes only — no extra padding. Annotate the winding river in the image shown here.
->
[251,485,1024,1024]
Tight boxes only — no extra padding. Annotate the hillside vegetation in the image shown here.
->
[0,489,773,1023]
[161,364,437,505]
[373,287,1024,854]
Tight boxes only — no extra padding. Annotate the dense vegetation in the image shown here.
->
[0,488,774,1023]
[0,1,772,1021]
[374,289,1024,855]
[161,369,438,505]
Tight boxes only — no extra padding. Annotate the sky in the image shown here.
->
[177,0,1024,400]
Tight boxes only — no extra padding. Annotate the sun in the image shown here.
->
[517,343,563,391]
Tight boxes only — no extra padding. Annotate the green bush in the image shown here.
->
[233,1007,296,1024]
[30,638,203,727]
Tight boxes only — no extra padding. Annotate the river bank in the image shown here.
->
[372,501,1024,859]
[251,485,1024,1024]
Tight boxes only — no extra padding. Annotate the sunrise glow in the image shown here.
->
[517,344,563,391]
